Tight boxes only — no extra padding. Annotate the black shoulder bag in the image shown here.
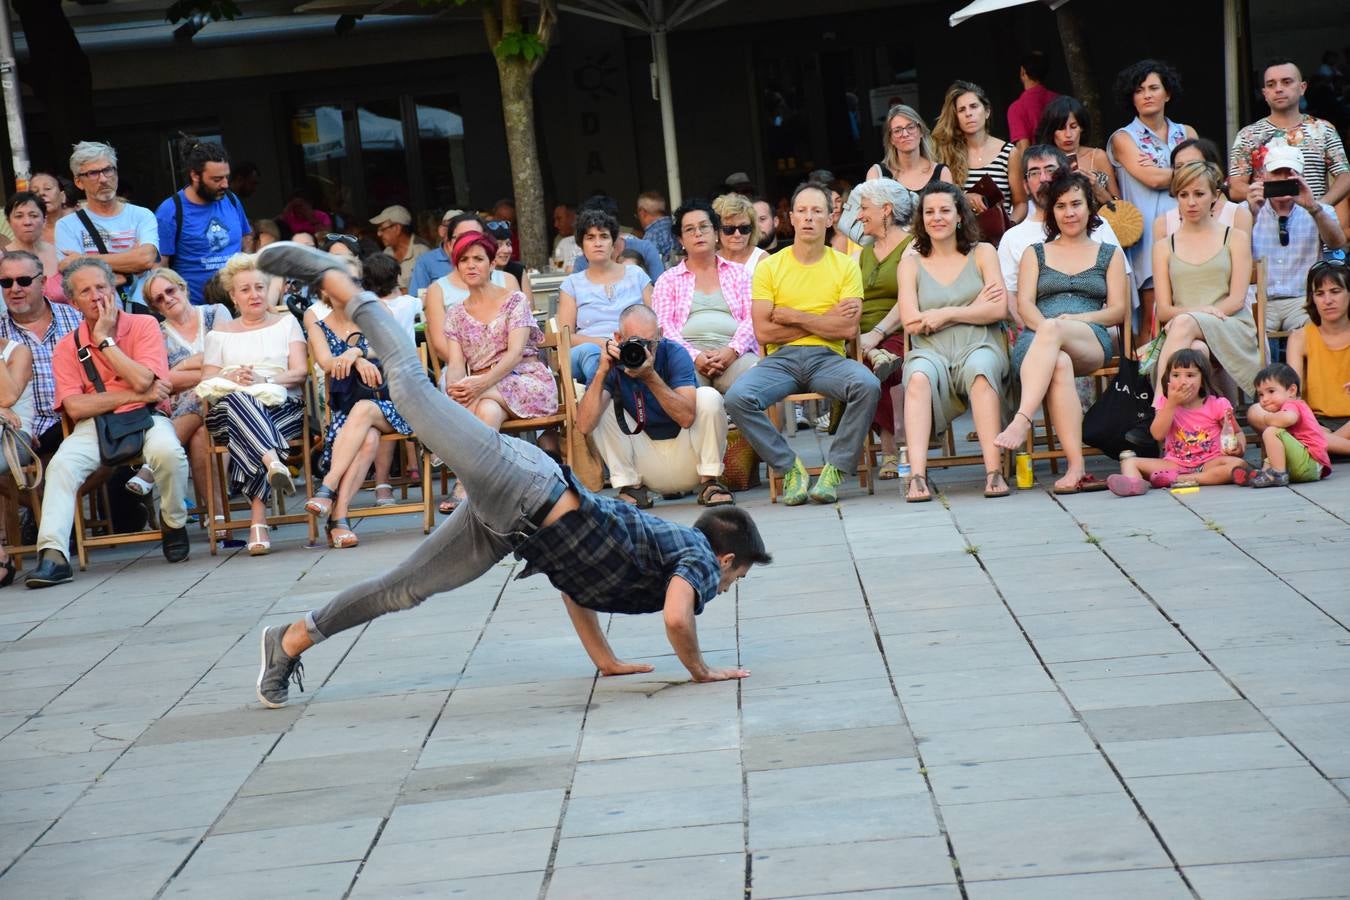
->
[1082,357,1159,460]
[77,342,154,466]
[328,331,389,414]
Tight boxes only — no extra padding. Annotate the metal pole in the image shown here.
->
[0,5,31,191]
[1223,0,1240,147]
[651,23,682,207]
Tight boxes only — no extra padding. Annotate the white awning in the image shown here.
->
[948,0,1071,27]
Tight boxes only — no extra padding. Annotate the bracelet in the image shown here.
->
[1016,410,1033,425]
[870,325,887,336]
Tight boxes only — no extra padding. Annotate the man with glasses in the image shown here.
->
[370,205,427,293]
[723,182,879,505]
[0,251,84,456]
[55,141,160,311]
[154,139,249,304]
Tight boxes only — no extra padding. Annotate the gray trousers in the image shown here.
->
[724,345,880,474]
[305,291,566,643]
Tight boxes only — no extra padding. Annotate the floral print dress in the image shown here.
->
[317,319,413,469]
[443,291,558,419]
[1108,116,1189,290]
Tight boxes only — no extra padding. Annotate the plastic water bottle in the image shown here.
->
[896,447,911,482]
[1220,410,1241,455]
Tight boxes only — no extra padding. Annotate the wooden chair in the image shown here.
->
[1022,313,1134,475]
[501,323,598,488]
[312,344,435,536]
[764,337,877,503]
[0,457,44,572]
[1252,258,1289,368]
[203,386,318,554]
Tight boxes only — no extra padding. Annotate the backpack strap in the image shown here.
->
[172,190,184,256]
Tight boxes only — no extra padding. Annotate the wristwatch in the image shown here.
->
[97,337,117,351]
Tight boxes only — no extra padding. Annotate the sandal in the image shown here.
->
[327,517,359,548]
[984,470,1011,499]
[618,484,654,509]
[267,459,296,497]
[374,483,395,508]
[439,484,466,515]
[125,468,155,496]
[305,484,336,517]
[247,523,271,556]
[878,454,900,480]
[906,473,932,503]
[697,480,735,507]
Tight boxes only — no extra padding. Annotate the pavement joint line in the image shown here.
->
[1049,489,1350,805]
[847,481,969,900]
[736,580,752,899]
[1290,481,1350,527]
[949,492,1202,899]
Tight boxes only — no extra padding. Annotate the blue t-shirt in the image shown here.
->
[154,191,250,304]
[603,338,696,441]
[409,247,453,297]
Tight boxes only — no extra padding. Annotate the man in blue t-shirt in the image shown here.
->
[154,140,250,303]
[578,303,735,509]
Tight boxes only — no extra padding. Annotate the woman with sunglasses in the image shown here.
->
[5,192,64,302]
[651,198,759,394]
[488,219,534,305]
[712,193,768,277]
[1286,261,1350,455]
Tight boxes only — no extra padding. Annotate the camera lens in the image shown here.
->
[619,339,648,368]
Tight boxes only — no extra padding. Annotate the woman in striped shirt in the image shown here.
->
[933,81,1027,226]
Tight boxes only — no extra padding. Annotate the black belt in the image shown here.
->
[527,478,568,531]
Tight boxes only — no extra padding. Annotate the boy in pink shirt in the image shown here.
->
[1244,363,1332,487]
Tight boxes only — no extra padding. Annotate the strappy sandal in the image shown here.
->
[439,484,466,515]
[618,484,654,509]
[984,470,1011,499]
[906,473,932,503]
[878,454,900,480]
[267,459,295,497]
[327,517,359,548]
[697,480,735,507]
[374,483,396,507]
[247,523,271,556]
[305,484,335,517]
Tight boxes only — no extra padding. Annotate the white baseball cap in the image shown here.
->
[370,204,412,226]
[1263,144,1304,176]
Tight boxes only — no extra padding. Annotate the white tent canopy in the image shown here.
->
[948,0,1070,27]
[302,104,464,161]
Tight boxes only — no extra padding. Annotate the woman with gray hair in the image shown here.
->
[853,178,917,479]
[866,104,953,198]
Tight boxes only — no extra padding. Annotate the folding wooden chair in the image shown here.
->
[203,386,319,554]
[0,457,44,572]
[764,336,877,503]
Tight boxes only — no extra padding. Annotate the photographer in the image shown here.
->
[1243,145,1346,335]
[578,303,735,509]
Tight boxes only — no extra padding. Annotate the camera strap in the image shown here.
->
[613,381,646,436]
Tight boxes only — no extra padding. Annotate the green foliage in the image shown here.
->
[165,0,241,23]
[494,30,546,62]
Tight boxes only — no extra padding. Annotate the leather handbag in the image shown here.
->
[1082,357,1158,459]
[78,343,154,466]
[967,175,1012,245]
[1,421,41,489]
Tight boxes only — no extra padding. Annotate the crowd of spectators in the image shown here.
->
[0,51,1347,588]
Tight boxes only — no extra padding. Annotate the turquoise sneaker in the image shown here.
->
[809,463,844,504]
[781,458,810,506]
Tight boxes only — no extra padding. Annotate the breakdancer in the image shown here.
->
[252,242,771,708]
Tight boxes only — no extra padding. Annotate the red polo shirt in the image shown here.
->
[53,313,170,415]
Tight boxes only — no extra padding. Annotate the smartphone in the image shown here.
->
[1263,179,1299,198]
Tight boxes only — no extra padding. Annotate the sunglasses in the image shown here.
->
[324,233,359,248]
[485,222,512,239]
[720,224,753,235]
[0,276,38,289]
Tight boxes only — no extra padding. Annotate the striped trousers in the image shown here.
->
[206,393,304,500]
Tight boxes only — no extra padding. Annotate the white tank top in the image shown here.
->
[433,269,507,307]
[1,340,36,435]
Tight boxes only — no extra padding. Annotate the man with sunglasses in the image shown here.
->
[0,251,84,456]
[54,141,160,311]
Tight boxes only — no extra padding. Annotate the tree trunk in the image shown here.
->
[495,56,547,268]
[12,0,95,168]
[1056,6,1101,141]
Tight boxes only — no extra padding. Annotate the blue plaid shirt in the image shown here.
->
[0,302,84,435]
[1248,202,1337,300]
[514,469,722,615]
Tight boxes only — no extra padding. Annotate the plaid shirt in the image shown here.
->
[1248,202,1336,300]
[0,302,84,435]
[514,469,722,615]
[642,217,676,261]
[650,256,760,361]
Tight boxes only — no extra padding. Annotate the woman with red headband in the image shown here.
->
[439,232,558,512]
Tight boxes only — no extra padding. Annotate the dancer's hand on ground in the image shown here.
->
[598,660,656,677]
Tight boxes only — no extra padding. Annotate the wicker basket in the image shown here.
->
[721,428,760,492]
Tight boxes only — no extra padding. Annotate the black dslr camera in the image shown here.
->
[618,338,653,369]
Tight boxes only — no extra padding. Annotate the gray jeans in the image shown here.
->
[305,291,566,643]
[724,344,879,474]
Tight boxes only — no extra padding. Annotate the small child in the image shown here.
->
[1241,363,1332,487]
[1108,349,1251,496]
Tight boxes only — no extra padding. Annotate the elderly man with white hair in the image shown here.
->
[1243,142,1347,334]
[54,141,160,311]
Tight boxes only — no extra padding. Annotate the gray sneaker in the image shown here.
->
[257,625,304,708]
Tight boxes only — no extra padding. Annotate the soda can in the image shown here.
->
[1015,452,1034,489]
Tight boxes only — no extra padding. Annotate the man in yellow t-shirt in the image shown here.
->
[725,183,879,505]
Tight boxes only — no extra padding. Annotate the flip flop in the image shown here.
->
[906,474,932,503]
[984,470,1011,498]
[618,485,654,509]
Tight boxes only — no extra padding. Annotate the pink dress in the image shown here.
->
[444,291,558,419]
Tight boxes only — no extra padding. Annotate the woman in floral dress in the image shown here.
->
[441,231,558,510]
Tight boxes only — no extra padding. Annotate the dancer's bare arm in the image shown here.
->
[561,594,654,676]
[664,577,749,682]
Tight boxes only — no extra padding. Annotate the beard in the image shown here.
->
[196,180,224,202]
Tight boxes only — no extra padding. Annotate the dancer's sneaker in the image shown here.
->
[257,625,304,709]
[256,241,348,284]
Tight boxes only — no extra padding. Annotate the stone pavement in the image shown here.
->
[2,424,1349,899]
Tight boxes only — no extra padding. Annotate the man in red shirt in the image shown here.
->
[1007,50,1059,154]
[26,258,191,587]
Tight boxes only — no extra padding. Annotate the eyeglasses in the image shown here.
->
[0,276,38,289]
[681,223,714,236]
[77,165,118,181]
[719,224,752,236]
[889,124,920,136]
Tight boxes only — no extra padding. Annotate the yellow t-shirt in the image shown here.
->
[752,246,864,355]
